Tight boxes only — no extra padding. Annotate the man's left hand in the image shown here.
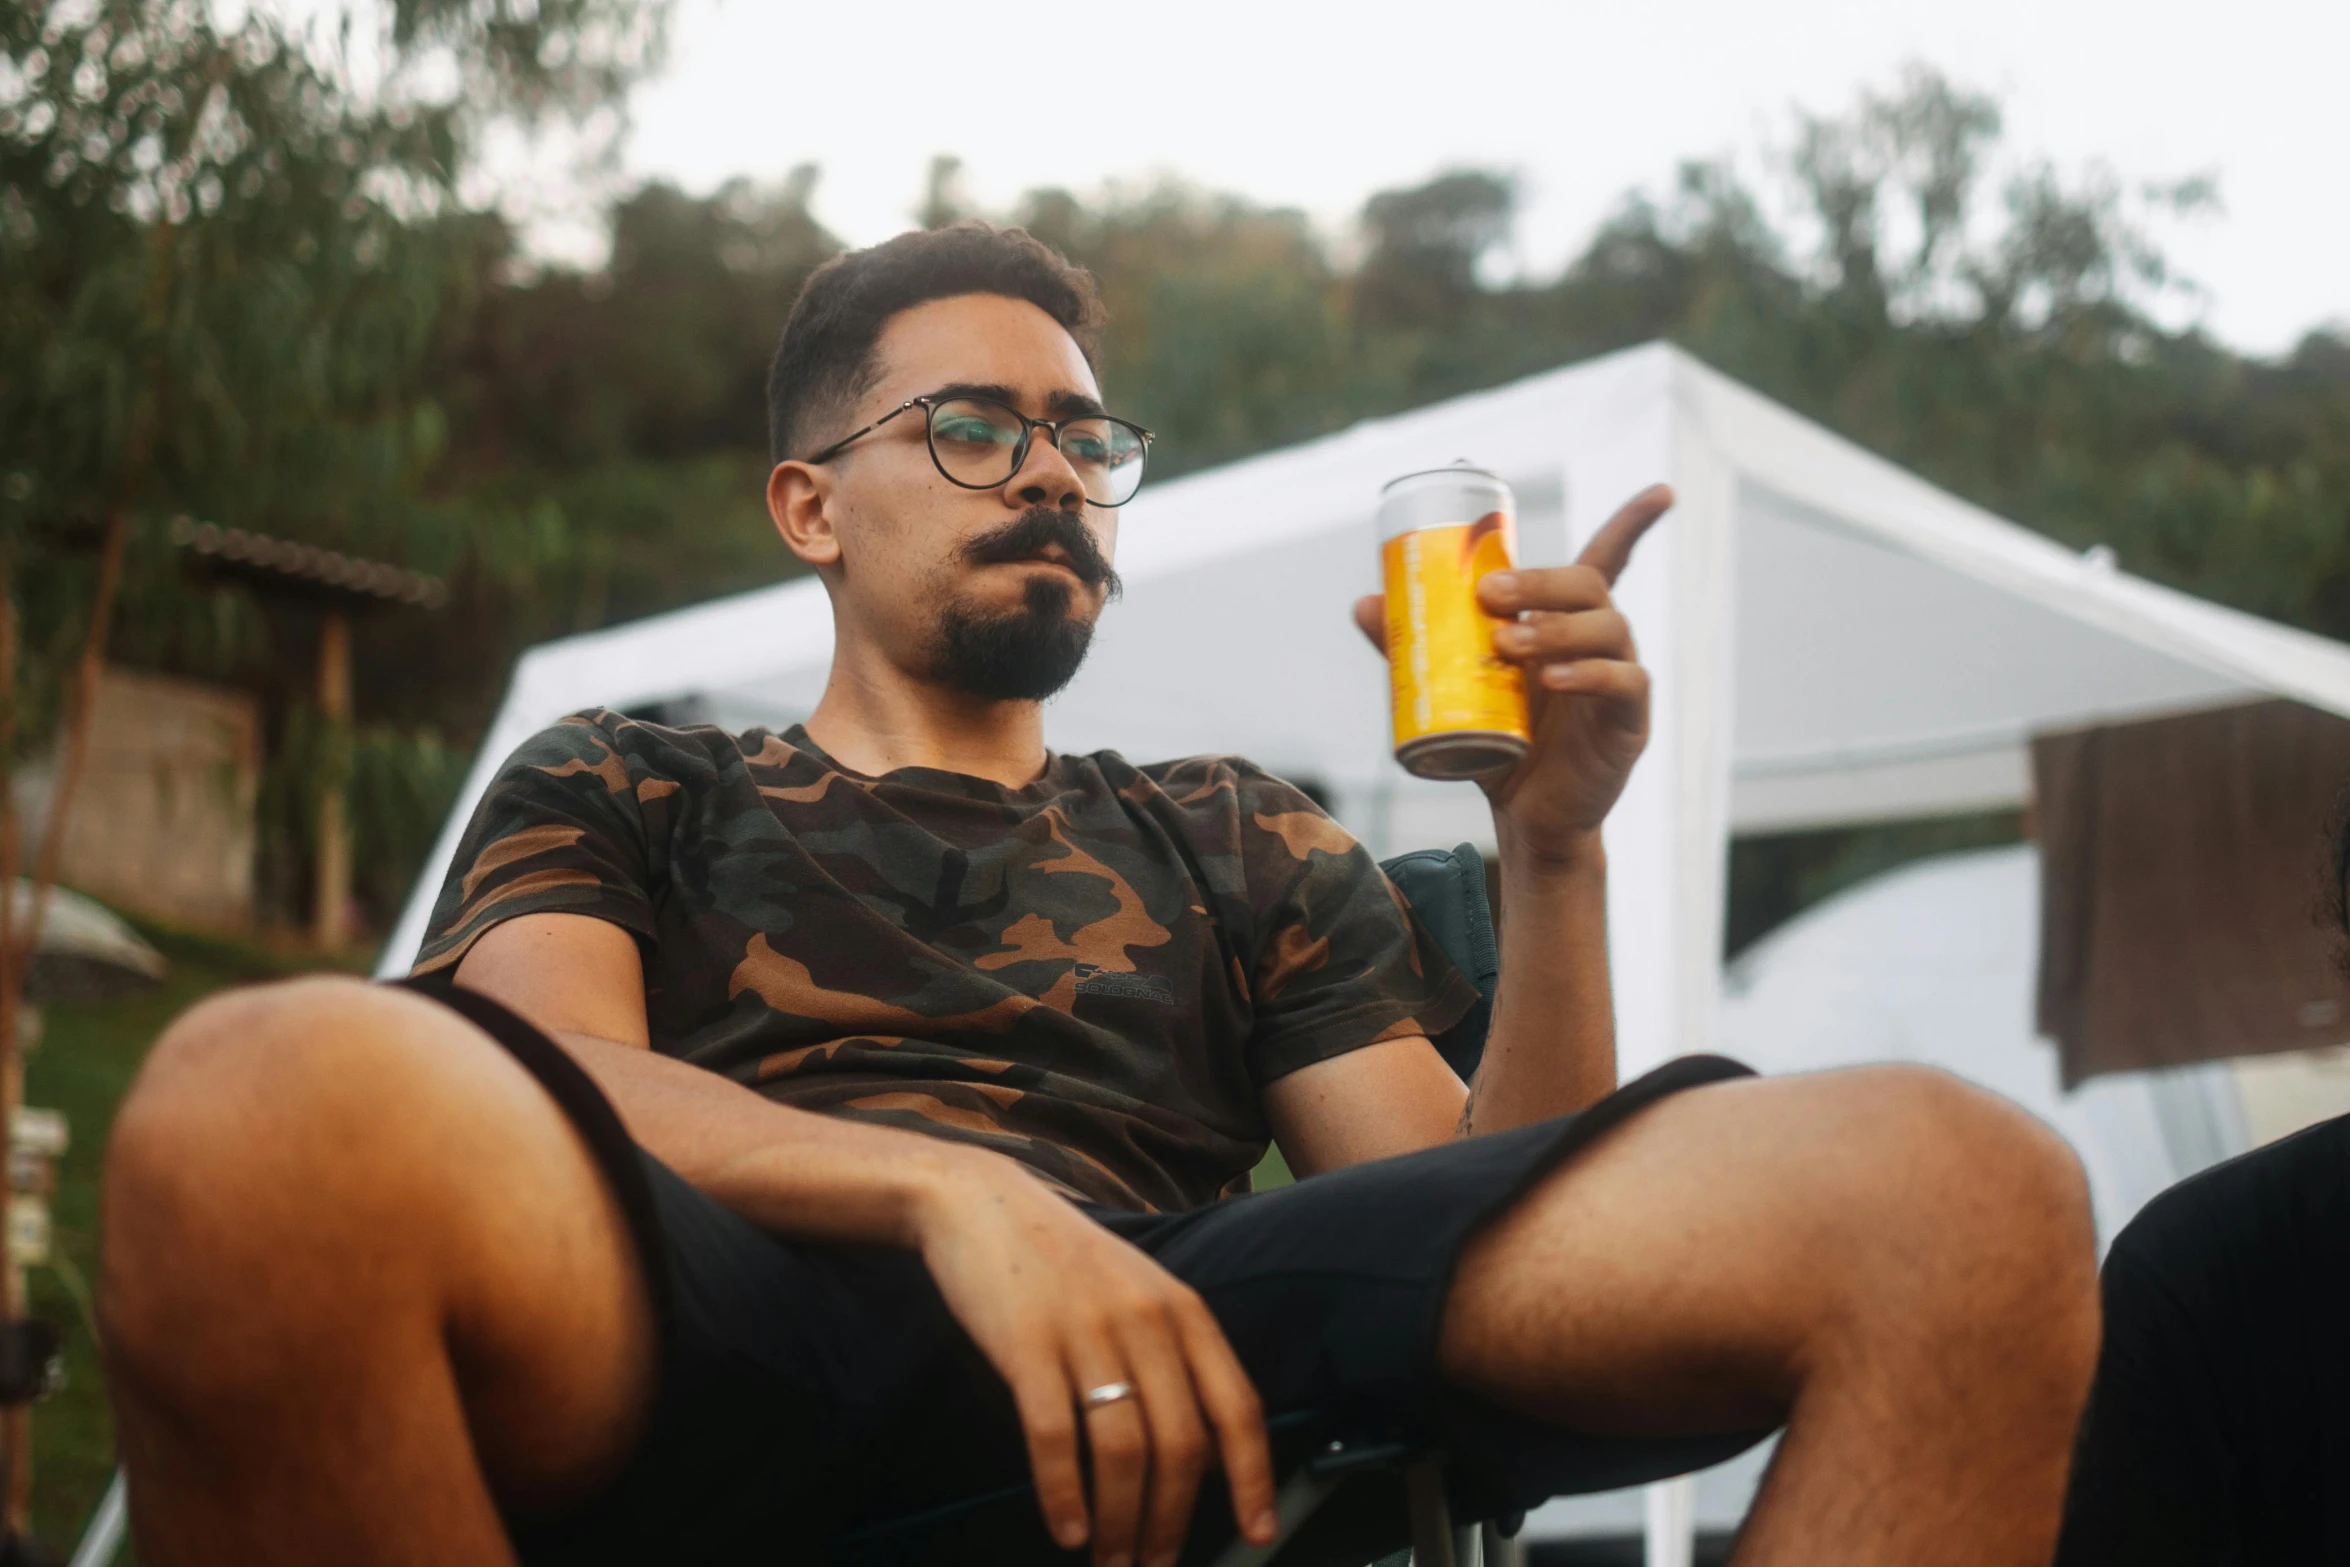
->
[1353,483,1671,862]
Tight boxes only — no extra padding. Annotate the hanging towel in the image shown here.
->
[2035,698,2350,1087]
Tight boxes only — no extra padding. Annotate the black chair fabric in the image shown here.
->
[1377,844,1498,1083]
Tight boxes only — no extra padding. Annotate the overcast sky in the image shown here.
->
[500,0,2345,357]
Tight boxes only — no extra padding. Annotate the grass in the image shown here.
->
[21,919,368,1552]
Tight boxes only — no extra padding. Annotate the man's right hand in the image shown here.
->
[912,1154,1279,1567]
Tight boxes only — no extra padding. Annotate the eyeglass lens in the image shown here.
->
[928,398,1148,506]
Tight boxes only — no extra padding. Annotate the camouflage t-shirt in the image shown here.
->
[414,710,1477,1213]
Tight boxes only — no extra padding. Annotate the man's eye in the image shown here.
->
[935,417,1007,445]
[1064,434,1111,466]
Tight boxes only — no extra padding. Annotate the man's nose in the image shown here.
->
[1008,430,1086,509]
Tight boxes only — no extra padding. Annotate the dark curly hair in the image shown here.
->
[765,222,1105,466]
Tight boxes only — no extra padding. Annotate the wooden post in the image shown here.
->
[313,608,351,950]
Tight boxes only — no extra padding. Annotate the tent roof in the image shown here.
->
[1692,360,2350,827]
[383,342,2350,970]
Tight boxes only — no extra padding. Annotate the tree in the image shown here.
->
[1016,181,1358,475]
[0,0,672,1536]
[1354,169,1516,328]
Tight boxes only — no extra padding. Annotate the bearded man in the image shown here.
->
[98,225,2099,1567]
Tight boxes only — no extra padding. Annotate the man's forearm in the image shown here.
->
[1461,825,1617,1134]
[550,1027,1013,1248]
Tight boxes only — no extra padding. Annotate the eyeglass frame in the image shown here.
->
[802,392,1155,508]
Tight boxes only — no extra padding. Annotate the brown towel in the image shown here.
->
[2035,699,2350,1087]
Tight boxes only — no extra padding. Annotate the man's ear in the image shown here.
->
[768,460,842,570]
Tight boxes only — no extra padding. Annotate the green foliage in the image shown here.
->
[0,0,674,930]
[433,171,835,472]
[1355,169,1517,329]
[253,704,472,925]
[2,2,469,549]
[382,0,668,130]
[1019,183,1361,475]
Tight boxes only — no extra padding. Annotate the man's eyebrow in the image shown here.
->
[928,381,1021,405]
[924,382,1107,420]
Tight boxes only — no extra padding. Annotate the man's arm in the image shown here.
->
[1466,826,1616,1130]
[459,910,974,1242]
[1462,486,1669,1125]
[1260,840,1611,1167]
[1259,839,1611,1169]
[453,912,1276,1567]
[1268,485,1670,1173]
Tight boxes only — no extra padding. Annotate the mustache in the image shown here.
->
[961,507,1122,599]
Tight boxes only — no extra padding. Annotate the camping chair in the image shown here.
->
[829,845,1518,1567]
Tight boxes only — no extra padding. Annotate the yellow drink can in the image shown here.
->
[1379,464,1529,780]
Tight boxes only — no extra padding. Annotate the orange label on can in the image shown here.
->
[1383,513,1529,748]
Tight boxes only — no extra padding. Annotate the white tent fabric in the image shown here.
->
[1527,842,2250,1541]
[378,341,2350,1558]
[1716,845,2245,1249]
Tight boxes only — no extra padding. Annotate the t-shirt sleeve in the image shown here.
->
[1233,767,1481,1085]
[410,713,662,977]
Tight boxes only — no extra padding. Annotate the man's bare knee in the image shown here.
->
[1832,1065,2095,1286]
[104,980,469,1384]
[103,979,618,1384]
[1778,1064,2100,1388]
[103,977,656,1504]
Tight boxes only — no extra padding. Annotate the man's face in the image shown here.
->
[775,293,1123,703]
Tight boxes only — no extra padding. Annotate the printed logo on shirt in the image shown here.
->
[1073,964,1175,1005]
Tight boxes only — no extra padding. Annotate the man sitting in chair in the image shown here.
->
[99,225,2099,1567]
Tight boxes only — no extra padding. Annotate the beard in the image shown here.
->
[929,507,1122,703]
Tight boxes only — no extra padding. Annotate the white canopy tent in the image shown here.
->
[378,341,2350,1563]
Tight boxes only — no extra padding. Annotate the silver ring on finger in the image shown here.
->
[1081,1380,1137,1410]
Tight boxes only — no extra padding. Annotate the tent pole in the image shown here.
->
[1643,1476,1695,1567]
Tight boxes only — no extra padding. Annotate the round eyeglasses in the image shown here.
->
[805,394,1153,508]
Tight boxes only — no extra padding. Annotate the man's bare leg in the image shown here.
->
[98,979,658,1567]
[1441,1065,2100,1567]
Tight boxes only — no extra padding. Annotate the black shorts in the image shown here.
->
[404,981,1768,1567]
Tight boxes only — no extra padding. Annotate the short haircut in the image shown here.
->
[766,222,1106,465]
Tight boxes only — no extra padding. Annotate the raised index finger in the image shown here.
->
[1575,483,1674,585]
